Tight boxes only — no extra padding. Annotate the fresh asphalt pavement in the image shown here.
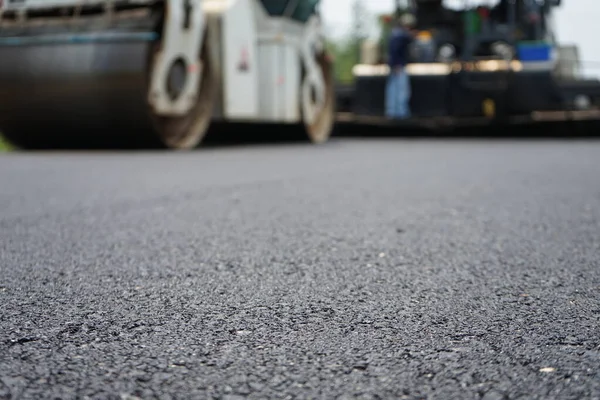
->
[1,138,599,399]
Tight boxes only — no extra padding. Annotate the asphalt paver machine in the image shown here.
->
[0,0,335,149]
[340,0,600,130]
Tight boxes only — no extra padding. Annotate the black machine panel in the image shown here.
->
[352,69,565,119]
[353,74,449,118]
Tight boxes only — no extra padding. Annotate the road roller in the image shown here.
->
[0,0,335,149]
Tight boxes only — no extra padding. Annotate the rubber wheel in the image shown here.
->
[148,27,217,150]
[304,51,335,144]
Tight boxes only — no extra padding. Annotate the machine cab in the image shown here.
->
[259,0,320,22]
[392,0,560,64]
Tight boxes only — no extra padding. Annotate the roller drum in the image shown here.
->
[0,37,158,149]
[0,23,215,149]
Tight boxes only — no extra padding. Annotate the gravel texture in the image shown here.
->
[1,139,599,399]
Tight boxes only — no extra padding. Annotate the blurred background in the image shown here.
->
[321,0,600,82]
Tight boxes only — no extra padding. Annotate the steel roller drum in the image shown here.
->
[0,22,214,149]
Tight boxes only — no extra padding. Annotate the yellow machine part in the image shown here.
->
[483,98,496,118]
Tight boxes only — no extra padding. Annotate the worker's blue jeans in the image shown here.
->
[385,68,411,119]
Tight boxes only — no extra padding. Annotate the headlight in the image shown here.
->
[574,95,591,110]
[491,41,515,60]
[437,44,456,62]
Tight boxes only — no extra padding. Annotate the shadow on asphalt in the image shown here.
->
[332,120,600,141]
[201,122,311,149]
[199,119,600,149]
[3,119,599,152]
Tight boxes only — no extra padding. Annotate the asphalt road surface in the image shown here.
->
[1,139,600,400]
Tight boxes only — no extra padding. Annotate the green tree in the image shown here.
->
[325,0,369,84]
[326,37,359,84]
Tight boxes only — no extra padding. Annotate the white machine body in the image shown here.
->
[204,0,326,124]
[148,0,206,116]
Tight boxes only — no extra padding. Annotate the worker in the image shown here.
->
[385,14,416,120]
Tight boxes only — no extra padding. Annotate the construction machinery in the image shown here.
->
[0,0,335,149]
[338,0,600,131]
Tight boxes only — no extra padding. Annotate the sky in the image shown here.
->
[320,0,600,78]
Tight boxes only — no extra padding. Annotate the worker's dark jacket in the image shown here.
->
[388,28,413,69]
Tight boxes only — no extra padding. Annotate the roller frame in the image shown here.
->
[1,0,120,13]
[148,0,205,116]
[300,14,326,126]
[0,0,157,20]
